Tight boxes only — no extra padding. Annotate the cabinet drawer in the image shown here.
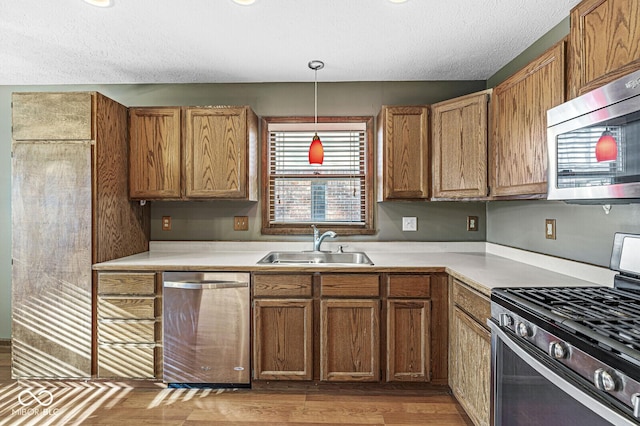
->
[98,344,156,379]
[321,274,380,297]
[98,272,156,295]
[453,280,490,328]
[98,320,157,343]
[98,297,156,320]
[387,274,431,298]
[253,274,313,297]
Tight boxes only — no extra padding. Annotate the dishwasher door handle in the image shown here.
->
[164,281,249,290]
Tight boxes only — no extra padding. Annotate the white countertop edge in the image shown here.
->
[485,243,615,285]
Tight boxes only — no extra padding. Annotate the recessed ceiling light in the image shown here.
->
[83,0,113,7]
[388,0,408,3]
[232,0,256,5]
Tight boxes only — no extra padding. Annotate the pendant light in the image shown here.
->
[595,129,617,162]
[308,60,325,165]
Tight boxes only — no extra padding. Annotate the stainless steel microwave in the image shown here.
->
[547,68,640,201]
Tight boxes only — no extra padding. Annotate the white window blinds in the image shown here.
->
[267,122,367,225]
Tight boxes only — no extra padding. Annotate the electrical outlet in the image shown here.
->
[234,216,249,231]
[467,216,479,231]
[545,219,556,240]
[162,216,171,231]
[402,217,417,232]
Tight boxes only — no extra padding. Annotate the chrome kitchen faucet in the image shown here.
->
[311,224,336,252]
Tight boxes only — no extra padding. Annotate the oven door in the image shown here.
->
[489,321,637,426]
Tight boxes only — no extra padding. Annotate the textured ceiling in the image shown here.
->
[0,0,581,85]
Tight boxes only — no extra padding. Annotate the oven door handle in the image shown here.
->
[489,320,638,426]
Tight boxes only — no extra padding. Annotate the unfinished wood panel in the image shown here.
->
[98,297,155,320]
[386,299,430,382]
[569,0,640,98]
[491,41,565,197]
[184,106,258,199]
[253,299,313,380]
[12,92,93,140]
[129,107,182,199]
[253,274,313,297]
[430,274,449,385]
[98,272,156,295]
[97,344,156,379]
[96,95,150,262]
[11,142,93,379]
[377,106,430,200]
[320,274,380,297]
[386,274,431,298]
[432,90,490,199]
[453,279,491,328]
[451,307,491,426]
[320,299,380,382]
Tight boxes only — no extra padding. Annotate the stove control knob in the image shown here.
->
[594,369,619,392]
[516,322,531,338]
[549,341,568,359]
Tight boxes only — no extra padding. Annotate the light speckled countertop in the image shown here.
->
[94,241,616,296]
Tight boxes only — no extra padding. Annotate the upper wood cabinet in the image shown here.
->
[129,105,258,201]
[129,107,182,199]
[569,0,640,98]
[431,90,491,199]
[377,106,430,201]
[490,41,566,197]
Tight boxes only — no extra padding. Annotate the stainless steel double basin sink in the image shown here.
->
[257,251,373,265]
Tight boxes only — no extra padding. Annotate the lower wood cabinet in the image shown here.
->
[320,299,380,382]
[97,272,161,379]
[449,278,491,426]
[387,299,430,382]
[252,274,313,380]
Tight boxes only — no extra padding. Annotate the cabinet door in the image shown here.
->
[320,299,380,382]
[491,41,565,197]
[184,107,248,198]
[432,91,490,199]
[386,299,430,382]
[569,0,640,98]
[450,307,491,426]
[129,107,181,199]
[253,299,313,380]
[377,106,430,200]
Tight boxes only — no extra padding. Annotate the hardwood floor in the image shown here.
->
[0,348,473,425]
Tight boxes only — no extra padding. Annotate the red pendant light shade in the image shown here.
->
[309,133,324,164]
[595,130,617,162]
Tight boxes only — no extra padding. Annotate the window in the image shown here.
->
[261,116,374,235]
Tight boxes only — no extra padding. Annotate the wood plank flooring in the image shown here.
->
[0,348,473,425]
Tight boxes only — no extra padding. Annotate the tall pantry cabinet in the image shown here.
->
[11,92,150,378]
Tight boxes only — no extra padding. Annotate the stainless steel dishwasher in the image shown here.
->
[163,272,250,386]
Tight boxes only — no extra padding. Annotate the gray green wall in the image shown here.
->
[1,81,486,339]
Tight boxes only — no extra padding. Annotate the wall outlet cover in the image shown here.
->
[402,217,418,232]
[545,219,556,240]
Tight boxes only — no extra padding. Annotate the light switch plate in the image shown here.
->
[402,217,417,232]
[467,216,479,231]
[234,216,249,231]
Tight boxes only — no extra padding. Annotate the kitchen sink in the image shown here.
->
[257,251,374,265]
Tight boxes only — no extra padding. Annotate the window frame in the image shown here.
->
[260,115,375,235]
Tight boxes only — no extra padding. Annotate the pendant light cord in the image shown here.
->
[314,68,318,132]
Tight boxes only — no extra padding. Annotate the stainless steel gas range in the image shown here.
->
[489,233,640,426]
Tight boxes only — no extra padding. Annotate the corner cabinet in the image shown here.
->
[252,274,314,381]
[129,106,258,201]
[569,0,640,98]
[490,41,566,197]
[449,278,491,426]
[377,106,430,201]
[431,90,491,199]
